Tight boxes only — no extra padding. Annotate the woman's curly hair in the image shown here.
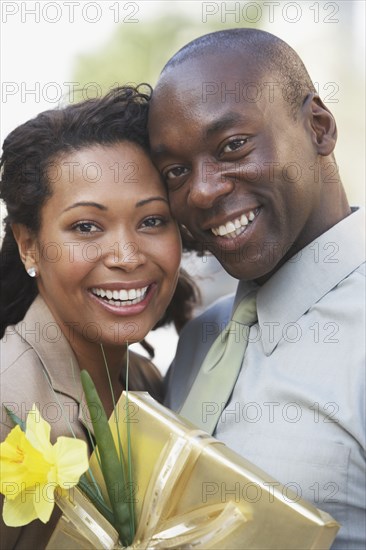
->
[0,86,199,339]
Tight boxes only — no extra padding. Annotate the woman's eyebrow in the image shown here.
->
[62,201,108,213]
[135,197,168,207]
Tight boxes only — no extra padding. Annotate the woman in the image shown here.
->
[0,86,194,548]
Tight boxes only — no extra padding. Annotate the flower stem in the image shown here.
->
[125,343,135,539]
[81,370,132,546]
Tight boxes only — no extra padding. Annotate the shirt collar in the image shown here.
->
[235,208,365,356]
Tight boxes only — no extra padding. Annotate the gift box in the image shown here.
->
[47,392,339,549]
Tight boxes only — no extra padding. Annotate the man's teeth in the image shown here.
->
[211,210,256,238]
[91,286,148,306]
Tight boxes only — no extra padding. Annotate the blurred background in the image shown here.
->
[1,0,365,371]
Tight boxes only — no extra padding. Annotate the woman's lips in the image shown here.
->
[91,285,149,303]
[87,283,157,316]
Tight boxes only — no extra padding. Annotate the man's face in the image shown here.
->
[148,54,323,282]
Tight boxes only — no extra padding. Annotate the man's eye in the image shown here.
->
[73,222,100,233]
[165,166,189,180]
[222,138,248,154]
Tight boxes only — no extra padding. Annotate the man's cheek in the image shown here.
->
[169,198,186,223]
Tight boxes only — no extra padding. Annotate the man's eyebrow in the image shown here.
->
[151,144,169,156]
[136,196,168,207]
[152,113,249,156]
[205,113,247,139]
[62,201,108,213]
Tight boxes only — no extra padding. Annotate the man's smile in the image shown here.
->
[210,208,260,238]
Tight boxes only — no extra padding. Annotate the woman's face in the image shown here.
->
[31,142,181,348]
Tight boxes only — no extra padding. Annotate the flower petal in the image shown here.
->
[25,405,52,460]
[33,484,55,523]
[53,437,89,488]
[2,491,38,526]
[1,427,27,497]
[0,426,26,461]
[0,426,49,498]
[1,406,90,527]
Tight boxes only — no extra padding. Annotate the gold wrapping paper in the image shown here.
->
[48,392,339,549]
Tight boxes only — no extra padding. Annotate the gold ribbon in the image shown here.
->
[52,431,248,549]
[125,431,248,548]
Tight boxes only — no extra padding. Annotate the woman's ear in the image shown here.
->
[11,224,39,273]
[302,93,337,156]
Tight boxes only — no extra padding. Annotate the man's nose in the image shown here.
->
[187,161,234,209]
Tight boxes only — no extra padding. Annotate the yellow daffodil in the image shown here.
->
[0,404,89,526]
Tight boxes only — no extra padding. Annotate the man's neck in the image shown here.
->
[255,185,351,286]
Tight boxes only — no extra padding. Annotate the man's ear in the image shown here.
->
[11,224,39,272]
[303,93,337,156]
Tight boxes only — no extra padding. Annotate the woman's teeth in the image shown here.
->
[91,286,148,306]
[211,210,256,238]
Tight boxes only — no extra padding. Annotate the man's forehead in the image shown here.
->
[163,49,266,80]
[153,53,274,107]
[151,63,283,125]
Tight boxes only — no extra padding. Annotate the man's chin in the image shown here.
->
[218,255,279,283]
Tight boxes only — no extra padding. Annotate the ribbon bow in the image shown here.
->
[53,431,248,549]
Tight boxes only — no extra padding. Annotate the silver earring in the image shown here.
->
[27,267,37,278]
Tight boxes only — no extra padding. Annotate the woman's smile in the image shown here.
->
[87,282,156,316]
[31,142,181,347]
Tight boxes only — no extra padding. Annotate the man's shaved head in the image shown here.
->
[160,28,316,117]
[149,28,343,281]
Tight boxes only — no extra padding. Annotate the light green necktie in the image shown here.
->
[179,291,257,435]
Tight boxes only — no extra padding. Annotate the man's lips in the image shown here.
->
[208,207,261,239]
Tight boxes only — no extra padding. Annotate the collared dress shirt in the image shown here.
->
[165,208,366,549]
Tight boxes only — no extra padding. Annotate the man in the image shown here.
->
[148,29,365,549]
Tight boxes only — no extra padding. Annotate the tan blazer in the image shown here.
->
[0,295,164,549]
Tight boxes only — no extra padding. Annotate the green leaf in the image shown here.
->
[4,406,25,431]
[100,344,128,508]
[78,474,114,525]
[125,345,135,536]
[81,370,132,546]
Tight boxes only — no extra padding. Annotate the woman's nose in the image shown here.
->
[103,239,147,272]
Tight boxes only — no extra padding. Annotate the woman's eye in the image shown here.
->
[222,138,248,154]
[141,216,166,229]
[72,221,101,233]
[165,166,189,180]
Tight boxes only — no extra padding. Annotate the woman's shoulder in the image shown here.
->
[1,329,44,438]
[1,323,38,376]
[0,315,81,444]
[1,295,50,366]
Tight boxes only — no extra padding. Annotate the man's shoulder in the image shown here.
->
[175,292,236,356]
[182,293,236,335]
[353,261,366,277]
[165,292,236,410]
